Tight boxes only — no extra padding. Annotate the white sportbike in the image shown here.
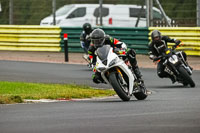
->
[95,45,148,101]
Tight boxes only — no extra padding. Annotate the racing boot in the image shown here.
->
[127,49,144,84]
[132,65,149,95]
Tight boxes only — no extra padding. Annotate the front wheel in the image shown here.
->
[178,66,195,87]
[109,72,131,101]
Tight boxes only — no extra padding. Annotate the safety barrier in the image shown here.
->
[60,27,82,53]
[102,27,149,54]
[61,27,149,54]
[0,25,199,56]
[149,27,200,56]
[0,25,61,51]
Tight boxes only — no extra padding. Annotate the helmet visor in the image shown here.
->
[92,38,105,48]
[153,36,160,41]
[85,28,92,34]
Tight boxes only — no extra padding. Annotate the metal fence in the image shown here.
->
[0,0,197,27]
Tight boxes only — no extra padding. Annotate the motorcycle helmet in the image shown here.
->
[151,30,161,42]
[83,23,92,34]
[90,28,105,48]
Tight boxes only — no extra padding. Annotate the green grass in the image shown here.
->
[0,81,115,104]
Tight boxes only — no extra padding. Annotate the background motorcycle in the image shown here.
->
[95,45,148,101]
[153,47,195,87]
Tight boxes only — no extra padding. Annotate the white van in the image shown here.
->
[40,4,170,27]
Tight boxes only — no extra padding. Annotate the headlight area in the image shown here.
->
[102,59,108,66]
[169,55,178,64]
[109,57,118,67]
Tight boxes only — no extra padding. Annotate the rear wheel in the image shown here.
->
[133,82,148,100]
[178,66,195,87]
[109,72,131,101]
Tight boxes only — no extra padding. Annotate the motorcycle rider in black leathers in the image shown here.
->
[80,23,93,53]
[149,30,190,83]
[88,28,143,84]
[80,23,94,66]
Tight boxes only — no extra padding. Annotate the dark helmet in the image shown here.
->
[151,30,161,41]
[90,28,105,48]
[151,30,166,51]
[83,23,92,34]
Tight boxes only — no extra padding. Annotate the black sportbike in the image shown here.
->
[153,48,195,87]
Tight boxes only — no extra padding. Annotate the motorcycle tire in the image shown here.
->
[178,66,195,87]
[109,72,131,101]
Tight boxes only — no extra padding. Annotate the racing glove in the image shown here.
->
[173,39,181,49]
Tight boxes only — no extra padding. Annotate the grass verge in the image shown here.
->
[0,81,115,104]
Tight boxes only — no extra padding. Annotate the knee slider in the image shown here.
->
[157,71,165,78]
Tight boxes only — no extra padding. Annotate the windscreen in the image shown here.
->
[96,45,111,61]
[54,5,74,17]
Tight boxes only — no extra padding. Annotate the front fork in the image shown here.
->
[176,52,192,75]
[115,67,128,89]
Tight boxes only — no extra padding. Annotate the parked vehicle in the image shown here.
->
[152,47,195,87]
[95,45,148,101]
[40,4,171,27]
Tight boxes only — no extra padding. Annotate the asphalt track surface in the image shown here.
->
[0,61,200,133]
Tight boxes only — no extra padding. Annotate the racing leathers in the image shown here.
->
[80,30,93,54]
[88,35,143,84]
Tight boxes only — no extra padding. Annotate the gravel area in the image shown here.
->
[0,51,199,70]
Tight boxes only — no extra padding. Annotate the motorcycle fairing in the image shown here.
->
[96,45,135,95]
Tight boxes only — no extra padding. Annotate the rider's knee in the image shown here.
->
[127,49,136,58]
[127,49,137,65]
[157,71,166,78]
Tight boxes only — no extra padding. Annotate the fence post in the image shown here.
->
[9,0,13,25]
[197,0,200,26]
[52,0,56,25]
[63,33,68,62]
